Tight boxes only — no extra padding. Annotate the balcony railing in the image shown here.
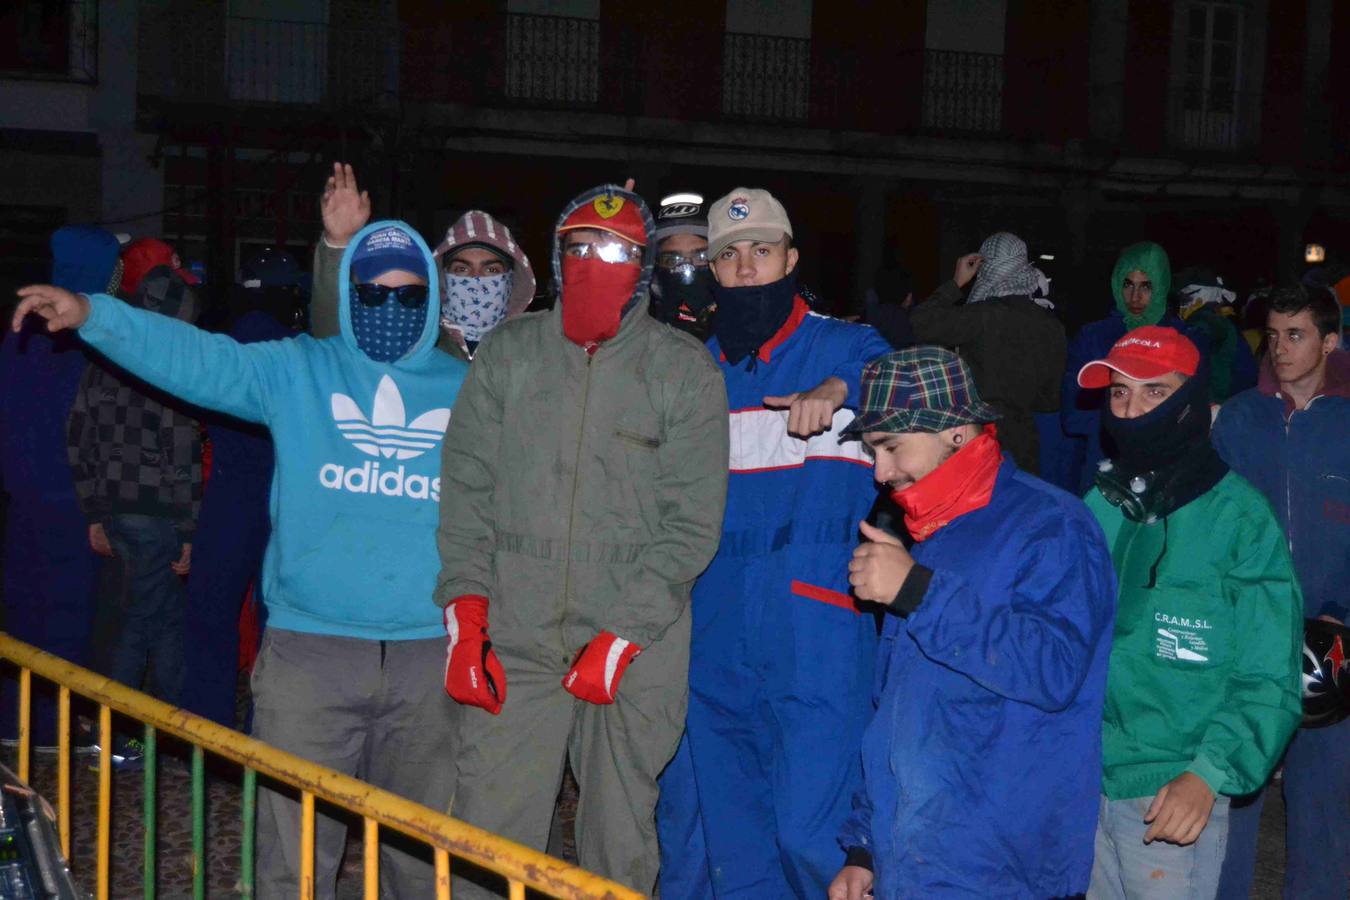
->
[722,32,811,121]
[504,13,600,107]
[139,10,393,108]
[922,49,1003,134]
[0,0,98,83]
[1170,87,1259,152]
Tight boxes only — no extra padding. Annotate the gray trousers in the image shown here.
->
[451,614,688,898]
[251,628,459,900]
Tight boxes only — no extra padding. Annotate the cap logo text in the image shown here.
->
[661,203,701,218]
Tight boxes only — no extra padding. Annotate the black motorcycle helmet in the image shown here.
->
[1301,617,1350,728]
[649,192,716,340]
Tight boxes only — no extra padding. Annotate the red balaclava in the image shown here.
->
[557,192,648,352]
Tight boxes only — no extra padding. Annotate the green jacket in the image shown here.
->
[433,299,729,662]
[311,238,465,359]
[1086,472,1302,800]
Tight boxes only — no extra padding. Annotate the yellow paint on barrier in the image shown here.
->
[0,637,641,900]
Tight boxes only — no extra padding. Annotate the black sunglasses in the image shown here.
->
[353,283,429,309]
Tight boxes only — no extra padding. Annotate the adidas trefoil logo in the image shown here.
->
[331,375,450,461]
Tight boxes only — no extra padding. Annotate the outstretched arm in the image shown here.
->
[14,285,291,425]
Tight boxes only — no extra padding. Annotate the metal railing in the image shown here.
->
[139,11,392,108]
[722,32,811,121]
[504,13,600,107]
[921,49,1004,134]
[0,635,642,900]
[1169,87,1259,151]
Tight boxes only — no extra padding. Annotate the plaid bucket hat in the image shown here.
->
[841,346,1002,436]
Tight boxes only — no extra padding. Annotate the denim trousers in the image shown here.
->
[1088,792,1232,900]
[98,513,187,704]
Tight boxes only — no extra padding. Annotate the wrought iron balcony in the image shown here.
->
[722,32,811,121]
[504,13,600,107]
[921,49,1004,134]
[138,10,392,108]
[1169,87,1259,152]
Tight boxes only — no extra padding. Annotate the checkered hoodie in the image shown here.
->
[66,269,202,537]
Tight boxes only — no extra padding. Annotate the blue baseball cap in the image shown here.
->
[350,225,427,283]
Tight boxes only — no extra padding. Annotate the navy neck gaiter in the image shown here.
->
[713,272,798,367]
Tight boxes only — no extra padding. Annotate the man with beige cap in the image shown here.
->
[657,188,892,898]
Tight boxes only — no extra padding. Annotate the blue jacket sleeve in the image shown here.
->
[77,293,294,426]
[904,514,1116,713]
[832,324,894,409]
[836,784,874,861]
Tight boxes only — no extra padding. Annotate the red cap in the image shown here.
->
[1077,325,1200,389]
[557,193,647,247]
[121,238,198,296]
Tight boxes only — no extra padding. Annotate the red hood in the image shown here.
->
[1259,347,1350,401]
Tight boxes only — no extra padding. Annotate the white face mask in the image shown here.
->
[440,271,513,343]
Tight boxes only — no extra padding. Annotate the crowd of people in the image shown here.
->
[1,159,1347,900]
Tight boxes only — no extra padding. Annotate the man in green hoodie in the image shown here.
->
[1077,326,1302,899]
[1061,242,1201,494]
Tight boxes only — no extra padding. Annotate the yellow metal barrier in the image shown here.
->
[0,634,644,900]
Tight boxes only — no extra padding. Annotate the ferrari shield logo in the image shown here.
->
[593,195,625,219]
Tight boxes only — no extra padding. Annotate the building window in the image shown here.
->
[722,0,813,120]
[1177,2,1249,149]
[922,0,1005,134]
[505,0,600,106]
[0,0,98,83]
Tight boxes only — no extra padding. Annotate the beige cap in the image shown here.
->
[707,188,793,258]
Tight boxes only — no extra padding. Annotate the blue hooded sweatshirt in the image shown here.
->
[1211,351,1350,621]
[837,460,1117,899]
[74,221,467,639]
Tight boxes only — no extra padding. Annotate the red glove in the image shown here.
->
[443,595,506,714]
[562,631,641,705]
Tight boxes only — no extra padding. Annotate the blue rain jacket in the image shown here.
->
[1211,352,1350,620]
[838,460,1117,899]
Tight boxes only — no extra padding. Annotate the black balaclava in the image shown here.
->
[712,271,798,367]
[1096,366,1228,523]
[651,265,717,341]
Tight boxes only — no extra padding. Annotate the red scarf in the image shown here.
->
[892,424,1002,542]
[561,256,640,353]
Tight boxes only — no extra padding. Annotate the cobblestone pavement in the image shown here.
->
[3,716,1288,899]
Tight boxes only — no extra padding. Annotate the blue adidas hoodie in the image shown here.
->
[75,221,467,640]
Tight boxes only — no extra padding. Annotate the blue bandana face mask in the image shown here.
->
[441,272,513,344]
[350,290,425,362]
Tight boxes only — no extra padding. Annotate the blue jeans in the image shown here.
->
[1088,793,1231,900]
[98,514,187,704]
